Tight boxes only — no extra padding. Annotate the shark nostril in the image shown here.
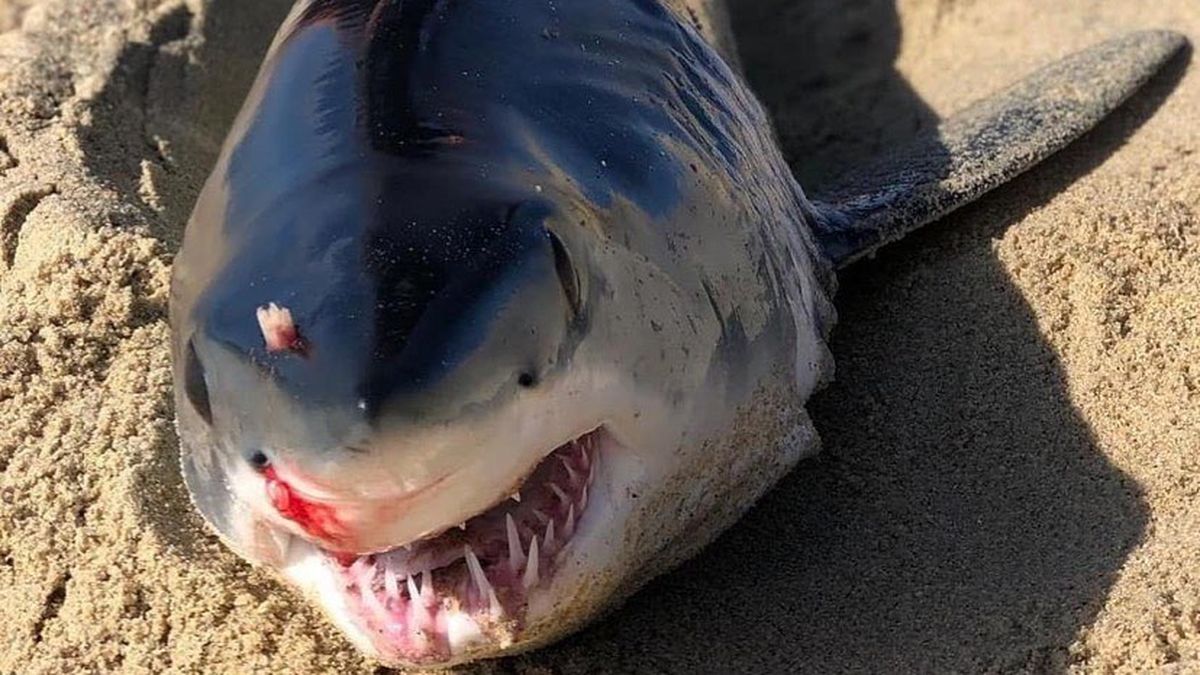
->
[247,450,271,471]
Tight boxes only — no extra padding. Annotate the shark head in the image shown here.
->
[170,0,834,667]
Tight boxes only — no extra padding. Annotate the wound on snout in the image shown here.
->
[256,302,309,355]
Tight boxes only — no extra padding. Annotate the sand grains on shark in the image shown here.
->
[165,0,1186,668]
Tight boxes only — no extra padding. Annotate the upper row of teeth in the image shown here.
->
[499,443,597,594]
[406,440,594,545]
[355,440,598,619]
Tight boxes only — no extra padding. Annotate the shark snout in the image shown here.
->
[251,456,459,553]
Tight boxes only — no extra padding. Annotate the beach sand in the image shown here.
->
[0,0,1195,672]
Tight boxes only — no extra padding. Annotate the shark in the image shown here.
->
[168,0,1185,666]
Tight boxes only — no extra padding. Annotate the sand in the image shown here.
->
[0,0,1194,673]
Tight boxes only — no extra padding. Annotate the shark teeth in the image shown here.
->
[559,456,581,485]
[522,535,540,590]
[361,576,389,617]
[548,481,570,505]
[464,547,498,610]
[420,569,434,604]
[506,513,525,574]
[406,574,421,606]
[268,529,294,560]
[564,503,576,540]
[410,579,437,647]
[336,429,604,661]
[384,567,400,604]
[544,518,556,551]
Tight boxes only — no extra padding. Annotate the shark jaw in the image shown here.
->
[273,428,611,667]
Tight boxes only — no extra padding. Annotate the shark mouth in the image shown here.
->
[316,429,603,664]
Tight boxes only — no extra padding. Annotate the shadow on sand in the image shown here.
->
[74,0,297,557]
[72,0,1187,672]
[513,2,1186,673]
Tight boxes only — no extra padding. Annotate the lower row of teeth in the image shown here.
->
[341,438,598,657]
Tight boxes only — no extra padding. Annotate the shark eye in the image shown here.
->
[547,230,582,317]
[184,338,213,425]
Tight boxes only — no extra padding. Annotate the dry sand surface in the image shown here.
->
[0,0,1195,673]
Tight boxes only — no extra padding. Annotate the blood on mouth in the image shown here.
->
[263,466,350,546]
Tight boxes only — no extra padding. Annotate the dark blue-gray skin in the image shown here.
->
[168,0,1185,666]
